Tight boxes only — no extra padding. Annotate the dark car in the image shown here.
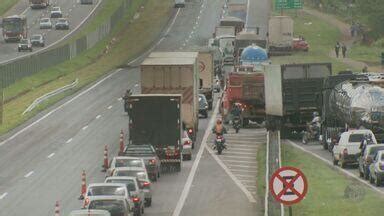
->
[359,144,384,180]
[80,0,93,4]
[18,39,33,52]
[30,34,45,47]
[122,145,161,182]
[55,18,69,30]
[198,94,208,118]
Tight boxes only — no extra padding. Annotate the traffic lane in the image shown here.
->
[0,0,100,62]
[287,139,384,193]
[246,0,270,39]
[0,68,139,195]
[0,98,128,215]
[179,149,259,216]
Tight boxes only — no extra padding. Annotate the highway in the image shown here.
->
[0,0,268,215]
[245,0,270,38]
[0,0,101,63]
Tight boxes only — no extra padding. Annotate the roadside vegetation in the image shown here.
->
[257,143,266,214]
[0,0,19,16]
[281,144,384,216]
[0,0,173,134]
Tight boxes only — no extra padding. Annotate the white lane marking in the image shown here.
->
[228,147,258,151]
[206,145,257,203]
[231,169,257,173]
[47,153,55,158]
[69,9,73,12]
[222,155,256,159]
[82,125,88,130]
[0,69,122,147]
[195,21,198,25]
[118,98,122,101]
[227,144,259,148]
[0,192,8,200]
[193,25,196,30]
[24,171,34,178]
[286,139,384,195]
[197,15,200,20]
[226,151,256,155]
[66,138,73,144]
[107,105,113,109]
[21,7,30,15]
[200,10,203,14]
[96,115,101,119]
[236,174,256,178]
[264,131,270,216]
[223,159,257,164]
[164,8,180,35]
[245,185,257,188]
[228,164,257,168]
[172,99,221,216]
[241,179,257,183]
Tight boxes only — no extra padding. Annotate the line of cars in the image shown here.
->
[323,129,384,186]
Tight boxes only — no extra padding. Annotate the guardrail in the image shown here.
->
[0,0,134,89]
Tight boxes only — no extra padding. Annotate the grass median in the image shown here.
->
[270,12,355,73]
[0,0,19,16]
[281,144,384,216]
[0,0,173,134]
[256,143,266,214]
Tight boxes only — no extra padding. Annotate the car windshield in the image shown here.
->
[31,35,41,40]
[20,39,28,44]
[40,18,49,23]
[58,19,66,23]
[115,170,147,180]
[52,7,60,11]
[88,200,125,216]
[369,146,384,156]
[348,134,365,142]
[87,186,126,196]
[106,179,136,192]
[114,158,143,168]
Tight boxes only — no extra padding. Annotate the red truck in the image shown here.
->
[221,66,265,127]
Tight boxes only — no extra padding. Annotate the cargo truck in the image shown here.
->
[227,0,247,21]
[268,16,293,56]
[140,56,199,148]
[214,26,235,38]
[127,94,182,170]
[320,72,384,150]
[29,0,49,8]
[219,16,245,34]
[235,31,267,64]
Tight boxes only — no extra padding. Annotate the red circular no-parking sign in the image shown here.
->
[269,166,308,205]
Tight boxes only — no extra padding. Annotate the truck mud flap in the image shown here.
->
[160,159,181,173]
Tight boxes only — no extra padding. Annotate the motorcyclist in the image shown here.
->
[231,103,242,118]
[360,133,374,153]
[123,89,132,113]
[212,119,227,148]
[309,111,321,136]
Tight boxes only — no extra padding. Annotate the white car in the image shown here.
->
[83,183,129,208]
[174,0,185,8]
[112,167,152,207]
[68,209,111,216]
[333,129,377,168]
[106,157,146,177]
[105,176,145,216]
[50,6,62,18]
[39,18,52,29]
[86,196,132,216]
[182,131,192,160]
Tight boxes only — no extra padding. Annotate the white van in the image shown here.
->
[174,0,185,8]
[333,129,377,168]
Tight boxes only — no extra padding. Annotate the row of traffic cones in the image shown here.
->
[54,130,126,214]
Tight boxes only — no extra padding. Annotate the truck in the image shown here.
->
[29,0,49,8]
[214,26,235,38]
[227,0,247,21]
[320,72,384,150]
[2,15,27,42]
[140,56,199,148]
[268,16,294,56]
[127,94,182,170]
[264,63,332,137]
[234,31,267,64]
[219,16,245,34]
[148,51,214,109]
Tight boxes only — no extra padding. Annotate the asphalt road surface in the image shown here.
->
[0,0,266,215]
[0,0,101,63]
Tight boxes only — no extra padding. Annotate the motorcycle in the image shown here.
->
[233,116,241,133]
[215,135,225,155]
[302,122,320,144]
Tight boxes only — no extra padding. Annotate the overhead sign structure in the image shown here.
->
[275,0,303,10]
[269,166,308,205]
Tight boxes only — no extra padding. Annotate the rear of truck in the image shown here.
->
[127,95,183,170]
[197,51,214,110]
[268,16,293,56]
[140,57,199,147]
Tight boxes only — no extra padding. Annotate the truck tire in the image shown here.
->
[333,155,338,165]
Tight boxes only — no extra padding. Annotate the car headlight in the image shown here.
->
[205,105,208,109]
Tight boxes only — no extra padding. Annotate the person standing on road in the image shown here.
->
[342,44,347,58]
[335,42,340,58]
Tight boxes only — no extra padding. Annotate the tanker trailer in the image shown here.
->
[321,73,384,150]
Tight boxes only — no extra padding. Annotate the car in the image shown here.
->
[86,196,133,216]
[359,144,384,180]
[83,183,130,208]
[105,176,145,216]
[112,167,152,207]
[333,129,377,168]
[174,0,185,8]
[30,34,45,47]
[369,150,384,186]
[181,131,192,161]
[68,209,111,216]
[80,0,93,4]
[39,18,52,29]
[50,6,62,18]
[213,80,220,93]
[18,39,33,52]
[106,157,146,177]
[198,94,208,118]
[122,144,161,181]
[55,18,69,30]
[292,37,309,52]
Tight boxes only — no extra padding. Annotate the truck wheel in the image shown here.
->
[333,156,338,166]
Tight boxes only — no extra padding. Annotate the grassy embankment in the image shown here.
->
[0,0,19,15]
[0,0,173,134]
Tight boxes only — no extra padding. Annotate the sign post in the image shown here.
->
[269,166,308,215]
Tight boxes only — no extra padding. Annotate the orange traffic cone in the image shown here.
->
[78,170,86,200]
[54,201,60,216]
[119,130,124,154]
[102,145,109,172]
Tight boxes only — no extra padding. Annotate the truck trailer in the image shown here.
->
[29,0,49,8]
[268,16,293,56]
